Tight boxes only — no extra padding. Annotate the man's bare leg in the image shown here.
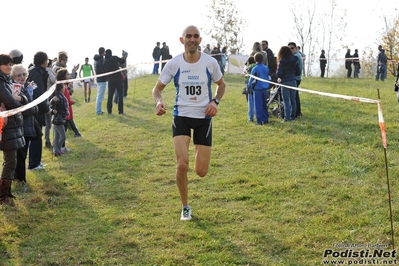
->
[173,135,191,206]
[194,144,211,177]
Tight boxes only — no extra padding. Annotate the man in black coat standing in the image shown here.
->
[103,49,126,115]
[345,49,353,78]
[152,42,161,74]
[27,51,50,170]
[160,42,171,71]
[319,49,327,78]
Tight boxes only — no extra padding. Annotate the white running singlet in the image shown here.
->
[159,53,222,119]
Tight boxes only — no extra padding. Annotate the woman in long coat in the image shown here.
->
[0,54,28,205]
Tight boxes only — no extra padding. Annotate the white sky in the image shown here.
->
[3,0,398,73]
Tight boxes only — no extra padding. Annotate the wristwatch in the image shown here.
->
[212,98,220,105]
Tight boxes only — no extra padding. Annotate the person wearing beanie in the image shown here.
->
[9,49,23,64]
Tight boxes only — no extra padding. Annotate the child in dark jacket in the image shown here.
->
[50,83,69,156]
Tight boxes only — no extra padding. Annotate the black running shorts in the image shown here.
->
[172,116,212,146]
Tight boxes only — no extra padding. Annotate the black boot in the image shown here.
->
[8,181,16,199]
[69,120,82,137]
[0,179,15,206]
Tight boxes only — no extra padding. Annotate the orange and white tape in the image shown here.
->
[247,74,387,148]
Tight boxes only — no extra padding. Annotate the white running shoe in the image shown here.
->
[29,164,44,170]
[180,207,192,221]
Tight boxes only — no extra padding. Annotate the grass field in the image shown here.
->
[0,74,398,265]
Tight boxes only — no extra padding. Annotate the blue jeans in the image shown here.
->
[248,93,255,121]
[253,89,269,124]
[281,80,297,121]
[376,64,386,81]
[53,124,66,155]
[153,58,160,74]
[95,82,107,114]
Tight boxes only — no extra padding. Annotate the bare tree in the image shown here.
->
[360,47,377,78]
[291,0,317,77]
[381,14,399,77]
[202,0,246,54]
[323,0,347,78]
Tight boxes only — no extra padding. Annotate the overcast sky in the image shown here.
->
[3,0,398,74]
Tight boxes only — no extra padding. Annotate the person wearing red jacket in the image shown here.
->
[55,69,82,154]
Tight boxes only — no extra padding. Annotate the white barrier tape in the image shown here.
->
[149,53,225,65]
[0,54,221,118]
[0,83,57,118]
[76,67,127,82]
[247,74,379,104]
[145,59,172,65]
[0,67,129,119]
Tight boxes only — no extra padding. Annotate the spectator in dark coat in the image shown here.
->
[211,44,223,72]
[345,49,353,78]
[27,51,50,170]
[353,49,361,78]
[0,54,29,205]
[152,42,161,74]
[319,49,327,78]
[103,49,126,115]
[160,42,171,71]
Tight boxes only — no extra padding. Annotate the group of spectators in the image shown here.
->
[329,45,389,80]
[203,43,228,75]
[344,48,361,78]
[93,47,128,115]
[0,49,88,205]
[152,42,229,76]
[243,41,303,124]
[0,47,128,205]
[152,42,172,75]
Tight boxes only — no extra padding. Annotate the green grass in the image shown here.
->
[0,75,398,265]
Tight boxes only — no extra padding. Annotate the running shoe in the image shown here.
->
[180,207,192,221]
